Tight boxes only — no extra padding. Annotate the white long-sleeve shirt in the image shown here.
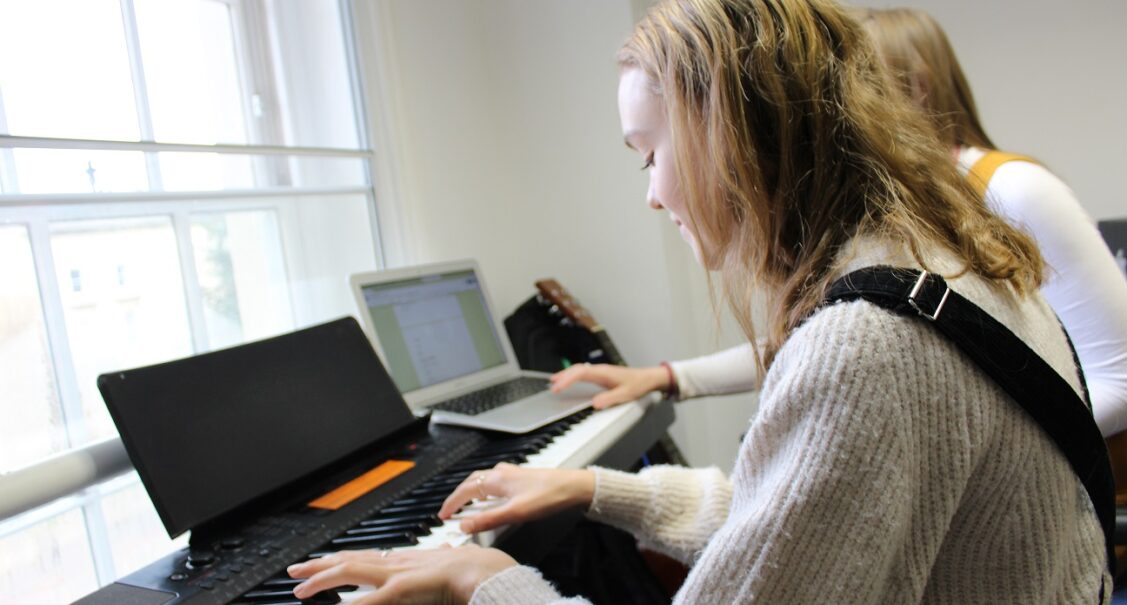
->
[959,147,1127,435]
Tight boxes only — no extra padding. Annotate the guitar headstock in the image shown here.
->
[534,278,600,332]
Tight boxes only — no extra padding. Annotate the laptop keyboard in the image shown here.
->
[431,377,550,416]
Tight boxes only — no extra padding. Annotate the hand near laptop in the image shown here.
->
[550,363,671,409]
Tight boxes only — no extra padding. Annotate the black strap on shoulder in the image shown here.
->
[823,266,1115,579]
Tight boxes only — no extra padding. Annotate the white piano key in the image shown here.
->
[339,586,375,603]
[523,401,646,469]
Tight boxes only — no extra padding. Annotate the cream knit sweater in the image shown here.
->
[471,241,1110,604]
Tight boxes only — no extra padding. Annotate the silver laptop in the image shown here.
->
[348,260,601,433]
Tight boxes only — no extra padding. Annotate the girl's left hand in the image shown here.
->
[287,544,518,605]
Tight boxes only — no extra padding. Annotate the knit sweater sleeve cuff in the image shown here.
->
[470,565,572,605]
[584,465,732,563]
[585,466,654,528]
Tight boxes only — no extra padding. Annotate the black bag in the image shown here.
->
[537,520,673,604]
[504,293,622,372]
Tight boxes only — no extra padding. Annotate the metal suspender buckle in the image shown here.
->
[907,270,951,321]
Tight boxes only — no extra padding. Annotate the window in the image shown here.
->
[0,0,382,600]
[0,225,65,472]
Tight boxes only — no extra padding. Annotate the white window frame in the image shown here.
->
[0,0,384,589]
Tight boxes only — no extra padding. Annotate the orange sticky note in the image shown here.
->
[308,460,416,511]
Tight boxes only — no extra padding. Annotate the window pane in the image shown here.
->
[160,152,368,192]
[265,2,362,149]
[191,209,293,349]
[50,217,193,443]
[12,149,149,195]
[0,509,98,604]
[134,0,247,145]
[0,226,65,473]
[286,156,368,189]
[0,0,140,141]
[159,152,256,191]
[282,193,378,324]
[103,478,188,577]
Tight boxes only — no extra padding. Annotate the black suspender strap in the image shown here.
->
[823,266,1115,578]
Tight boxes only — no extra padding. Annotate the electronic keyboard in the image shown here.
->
[72,400,670,605]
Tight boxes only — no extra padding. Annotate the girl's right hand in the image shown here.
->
[438,463,595,534]
[550,363,670,409]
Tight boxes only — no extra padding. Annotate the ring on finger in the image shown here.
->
[476,472,488,500]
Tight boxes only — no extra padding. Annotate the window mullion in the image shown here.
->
[81,499,117,586]
[235,0,292,188]
[338,0,383,269]
[118,0,163,192]
[0,148,15,193]
[172,210,210,354]
[28,218,89,449]
[0,90,20,194]
[361,188,385,268]
[338,0,371,155]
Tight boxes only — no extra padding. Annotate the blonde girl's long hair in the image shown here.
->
[618,0,1042,369]
[857,7,996,150]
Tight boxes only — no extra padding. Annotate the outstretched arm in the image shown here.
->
[549,363,670,409]
[549,342,761,409]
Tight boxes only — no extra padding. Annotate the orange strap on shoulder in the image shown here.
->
[966,150,1037,200]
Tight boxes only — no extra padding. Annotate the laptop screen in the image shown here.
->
[360,269,507,393]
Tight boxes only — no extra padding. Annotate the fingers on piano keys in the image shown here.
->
[231,410,595,603]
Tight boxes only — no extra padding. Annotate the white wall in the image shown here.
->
[350,0,753,469]
[863,0,1127,220]
[352,0,1125,471]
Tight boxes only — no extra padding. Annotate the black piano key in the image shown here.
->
[238,588,340,603]
[359,512,442,528]
[241,588,299,600]
[475,447,540,460]
[542,423,569,436]
[420,474,471,489]
[378,503,441,515]
[474,440,547,456]
[330,530,418,548]
[260,577,302,588]
[444,455,524,474]
[345,522,431,536]
[306,591,343,604]
[408,483,460,498]
[256,576,361,595]
[475,452,529,464]
[460,451,522,464]
[441,460,495,474]
[423,469,472,483]
[305,594,344,605]
[388,494,450,508]
[419,472,468,484]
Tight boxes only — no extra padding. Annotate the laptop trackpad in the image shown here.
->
[476,382,603,424]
